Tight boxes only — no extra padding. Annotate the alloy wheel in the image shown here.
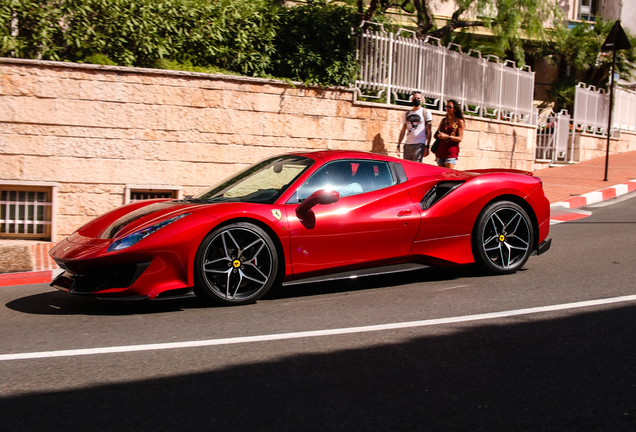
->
[480,206,532,270]
[199,225,275,302]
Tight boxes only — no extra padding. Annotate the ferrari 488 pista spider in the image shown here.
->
[50,150,551,305]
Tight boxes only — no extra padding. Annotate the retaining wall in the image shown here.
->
[573,130,636,162]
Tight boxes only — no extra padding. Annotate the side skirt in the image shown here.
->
[282,263,429,287]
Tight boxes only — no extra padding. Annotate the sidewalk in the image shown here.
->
[1,151,636,287]
[534,151,636,205]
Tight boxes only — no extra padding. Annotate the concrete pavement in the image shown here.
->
[538,151,636,224]
[535,150,636,205]
[1,151,635,286]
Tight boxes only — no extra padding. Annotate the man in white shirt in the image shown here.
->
[396,91,432,162]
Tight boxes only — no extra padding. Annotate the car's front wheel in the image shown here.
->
[194,222,278,305]
[472,201,534,274]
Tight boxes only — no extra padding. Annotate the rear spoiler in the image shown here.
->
[466,169,533,176]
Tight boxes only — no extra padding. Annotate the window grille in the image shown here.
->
[129,189,178,202]
[125,185,183,204]
[0,187,52,240]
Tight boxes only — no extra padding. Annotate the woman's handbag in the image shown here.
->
[431,118,445,154]
[431,138,440,154]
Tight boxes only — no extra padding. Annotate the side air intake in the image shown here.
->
[421,182,464,210]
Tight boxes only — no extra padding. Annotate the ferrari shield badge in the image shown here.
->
[271,209,282,221]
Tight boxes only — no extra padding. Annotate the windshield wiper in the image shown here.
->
[204,196,229,203]
[181,195,204,203]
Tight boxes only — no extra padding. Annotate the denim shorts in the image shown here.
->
[437,157,457,166]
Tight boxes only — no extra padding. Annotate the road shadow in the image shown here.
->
[265,265,485,301]
[4,291,208,316]
[5,266,488,316]
[2,304,635,431]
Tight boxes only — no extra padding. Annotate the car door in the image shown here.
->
[285,160,420,277]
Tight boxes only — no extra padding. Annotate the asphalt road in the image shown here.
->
[1,193,636,431]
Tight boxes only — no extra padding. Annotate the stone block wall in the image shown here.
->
[0,58,540,241]
[0,243,33,273]
[573,131,636,162]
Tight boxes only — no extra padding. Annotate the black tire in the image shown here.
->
[194,222,278,305]
[472,201,534,275]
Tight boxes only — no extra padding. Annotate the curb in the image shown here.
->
[549,179,636,224]
[0,269,63,288]
[550,179,636,209]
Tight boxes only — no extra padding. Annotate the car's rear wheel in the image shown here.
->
[194,222,278,305]
[472,201,534,274]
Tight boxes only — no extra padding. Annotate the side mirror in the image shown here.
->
[295,189,339,219]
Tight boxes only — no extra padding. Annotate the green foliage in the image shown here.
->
[43,0,276,72]
[84,53,117,66]
[0,0,359,86]
[443,30,507,59]
[0,0,18,54]
[538,19,636,112]
[546,75,577,113]
[357,0,562,67]
[153,58,239,76]
[473,0,561,66]
[271,1,359,86]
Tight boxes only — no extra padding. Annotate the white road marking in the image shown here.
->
[2,294,636,362]
[435,285,472,291]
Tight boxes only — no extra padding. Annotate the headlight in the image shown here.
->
[107,213,191,252]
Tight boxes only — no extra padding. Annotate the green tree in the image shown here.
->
[537,19,636,112]
[272,1,359,86]
[0,0,359,86]
[2,0,280,71]
[353,0,562,66]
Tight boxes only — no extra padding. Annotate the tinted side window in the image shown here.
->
[294,160,394,203]
[354,161,394,192]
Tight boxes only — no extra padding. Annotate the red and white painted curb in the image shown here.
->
[550,179,636,224]
[0,269,63,288]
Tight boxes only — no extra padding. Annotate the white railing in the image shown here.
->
[572,83,609,134]
[355,23,535,123]
[536,109,571,162]
[572,82,636,135]
[614,87,636,132]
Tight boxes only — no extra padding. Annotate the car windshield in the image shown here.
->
[193,155,314,204]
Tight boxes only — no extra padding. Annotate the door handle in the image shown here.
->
[398,210,412,217]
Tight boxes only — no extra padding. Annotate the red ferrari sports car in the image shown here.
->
[50,150,551,305]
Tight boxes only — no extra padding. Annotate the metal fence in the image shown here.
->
[541,83,636,164]
[355,23,535,124]
[614,87,636,132]
[572,83,610,135]
[536,109,571,162]
[572,82,636,134]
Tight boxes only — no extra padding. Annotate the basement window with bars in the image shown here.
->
[125,185,182,204]
[0,186,53,240]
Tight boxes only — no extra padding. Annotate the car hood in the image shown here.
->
[100,201,196,239]
[77,200,203,240]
